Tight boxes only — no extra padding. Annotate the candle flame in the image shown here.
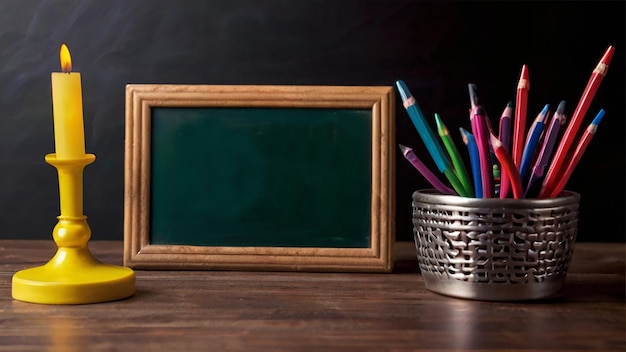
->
[59,43,72,72]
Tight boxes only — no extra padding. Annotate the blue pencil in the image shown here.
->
[459,127,482,198]
[396,80,468,197]
[519,104,549,181]
[525,101,566,197]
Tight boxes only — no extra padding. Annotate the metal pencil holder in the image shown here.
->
[412,189,580,301]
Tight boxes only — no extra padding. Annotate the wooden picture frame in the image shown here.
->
[124,84,395,272]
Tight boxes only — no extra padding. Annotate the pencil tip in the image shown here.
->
[591,109,605,126]
[489,133,501,148]
[434,112,442,126]
[468,83,479,107]
[395,80,411,102]
[459,127,468,143]
[520,64,529,78]
[556,100,566,114]
[398,144,413,155]
[600,46,615,65]
[506,100,513,107]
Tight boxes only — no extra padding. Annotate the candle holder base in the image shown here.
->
[12,246,135,305]
[12,153,135,304]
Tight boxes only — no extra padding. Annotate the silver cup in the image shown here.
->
[412,189,580,301]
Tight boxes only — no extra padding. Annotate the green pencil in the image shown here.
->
[435,113,474,197]
[443,168,468,198]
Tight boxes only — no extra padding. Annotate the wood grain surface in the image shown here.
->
[0,240,624,351]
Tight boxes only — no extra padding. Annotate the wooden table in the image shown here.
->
[0,240,624,351]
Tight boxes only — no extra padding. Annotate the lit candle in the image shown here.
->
[51,43,85,159]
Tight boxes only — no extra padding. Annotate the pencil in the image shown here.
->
[498,101,514,152]
[468,83,496,133]
[468,83,480,109]
[519,104,549,181]
[459,127,482,198]
[399,144,456,195]
[470,105,493,198]
[546,109,605,198]
[489,133,523,199]
[498,101,514,198]
[493,164,501,195]
[434,113,473,197]
[396,80,469,197]
[540,46,615,198]
[469,83,499,196]
[525,100,567,197]
[512,65,530,172]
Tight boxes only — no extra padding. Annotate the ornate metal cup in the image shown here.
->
[412,189,580,301]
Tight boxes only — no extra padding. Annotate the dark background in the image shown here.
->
[0,0,623,242]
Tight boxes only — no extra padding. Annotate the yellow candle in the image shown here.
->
[51,43,85,159]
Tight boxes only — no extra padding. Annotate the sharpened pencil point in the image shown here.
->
[520,64,529,78]
[556,100,566,115]
[395,80,411,102]
[468,83,479,108]
[599,46,615,66]
[517,65,530,90]
[489,133,502,149]
[434,113,445,134]
[459,127,472,144]
[591,109,605,126]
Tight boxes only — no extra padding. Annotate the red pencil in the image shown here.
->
[540,46,614,198]
[547,109,605,198]
[489,133,523,199]
[512,65,529,171]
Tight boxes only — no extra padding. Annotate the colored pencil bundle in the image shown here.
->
[397,45,614,199]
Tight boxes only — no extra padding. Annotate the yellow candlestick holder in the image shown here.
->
[12,153,135,304]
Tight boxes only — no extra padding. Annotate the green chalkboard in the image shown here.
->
[149,107,372,248]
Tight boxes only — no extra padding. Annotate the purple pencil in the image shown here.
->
[399,144,456,195]
[525,101,567,197]
[498,101,513,198]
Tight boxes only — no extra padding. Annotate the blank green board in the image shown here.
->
[150,107,372,248]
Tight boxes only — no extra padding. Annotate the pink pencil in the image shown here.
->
[470,105,493,198]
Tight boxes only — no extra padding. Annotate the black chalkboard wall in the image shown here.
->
[0,0,624,242]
